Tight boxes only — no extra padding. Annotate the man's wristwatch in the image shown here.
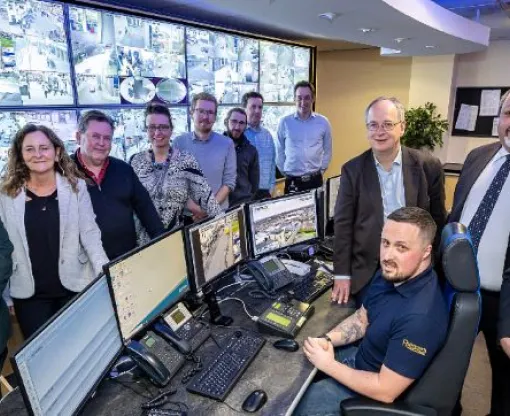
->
[320,334,332,344]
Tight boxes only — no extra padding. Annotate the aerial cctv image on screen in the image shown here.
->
[328,175,341,221]
[250,192,318,257]
[107,230,189,341]
[260,41,310,103]
[0,0,73,106]
[188,207,248,291]
[13,275,122,416]
[81,107,188,162]
[0,110,78,171]
[187,28,259,104]
[69,6,186,105]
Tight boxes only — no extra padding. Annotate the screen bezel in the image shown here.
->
[184,205,249,295]
[326,175,341,222]
[10,274,123,416]
[246,190,319,258]
[103,227,190,343]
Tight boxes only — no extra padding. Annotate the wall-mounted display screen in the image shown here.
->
[186,28,258,105]
[260,41,310,102]
[0,0,72,106]
[69,6,186,106]
[0,0,313,159]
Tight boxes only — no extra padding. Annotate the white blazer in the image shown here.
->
[0,174,109,301]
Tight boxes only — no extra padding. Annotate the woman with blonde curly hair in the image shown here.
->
[0,124,108,338]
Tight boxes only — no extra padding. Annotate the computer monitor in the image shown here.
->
[104,229,189,342]
[186,206,249,294]
[248,191,319,257]
[326,175,341,222]
[11,275,122,416]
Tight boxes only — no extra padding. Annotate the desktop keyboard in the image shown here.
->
[186,330,265,401]
[291,270,334,303]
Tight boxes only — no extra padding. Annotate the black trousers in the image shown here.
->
[284,173,323,194]
[13,292,76,339]
[454,289,510,416]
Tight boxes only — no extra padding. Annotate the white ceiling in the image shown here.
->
[93,0,496,55]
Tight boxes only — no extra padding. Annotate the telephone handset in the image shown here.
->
[245,255,294,293]
[126,330,187,387]
[126,338,171,387]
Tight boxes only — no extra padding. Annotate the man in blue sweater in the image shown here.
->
[73,110,164,260]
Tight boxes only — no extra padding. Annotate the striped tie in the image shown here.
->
[468,155,510,252]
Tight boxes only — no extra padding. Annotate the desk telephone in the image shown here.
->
[245,255,295,293]
[125,303,210,387]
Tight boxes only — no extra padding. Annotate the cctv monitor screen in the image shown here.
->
[327,175,341,221]
[105,229,189,341]
[187,206,249,293]
[12,275,122,416]
[248,191,318,257]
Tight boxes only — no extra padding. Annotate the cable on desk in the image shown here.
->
[111,377,154,400]
[215,281,242,295]
[218,297,258,321]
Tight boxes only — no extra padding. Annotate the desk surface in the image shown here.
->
[0,285,353,416]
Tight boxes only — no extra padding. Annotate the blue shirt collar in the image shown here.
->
[374,146,402,169]
[192,131,214,142]
[387,265,435,298]
[293,112,316,120]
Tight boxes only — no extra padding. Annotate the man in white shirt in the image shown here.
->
[449,89,510,416]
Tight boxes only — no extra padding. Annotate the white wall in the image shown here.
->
[445,40,510,162]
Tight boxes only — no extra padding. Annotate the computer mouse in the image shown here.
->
[273,338,299,352]
[242,389,267,413]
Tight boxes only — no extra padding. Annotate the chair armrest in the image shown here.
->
[341,397,437,416]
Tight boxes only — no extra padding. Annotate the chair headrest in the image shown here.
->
[440,223,480,292]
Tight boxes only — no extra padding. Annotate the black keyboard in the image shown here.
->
[291,270,333,303]
[186,330,265,401]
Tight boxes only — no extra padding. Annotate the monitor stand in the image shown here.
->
[203,289,233,326]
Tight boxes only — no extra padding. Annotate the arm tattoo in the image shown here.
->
[331,308,368,345]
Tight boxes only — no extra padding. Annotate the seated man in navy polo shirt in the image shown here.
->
[295,207,448,416]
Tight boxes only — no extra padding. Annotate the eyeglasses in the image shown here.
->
[366,121,402,132]
[229,119,247,127]
[194,108,216,117]
[147,124,171,133]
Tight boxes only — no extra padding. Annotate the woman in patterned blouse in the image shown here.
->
[130,103,221,242]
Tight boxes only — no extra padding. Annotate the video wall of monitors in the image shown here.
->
[0,0,313,163]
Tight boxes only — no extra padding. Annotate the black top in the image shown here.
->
[224,132,260,206]
[72,154,165,260]
[24,189,67,298]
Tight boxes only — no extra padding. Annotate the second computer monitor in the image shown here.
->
[187,206,249,293]
[105,229,189,342]
[248,191,319,257]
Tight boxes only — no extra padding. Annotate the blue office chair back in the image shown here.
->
[402,222,481,415]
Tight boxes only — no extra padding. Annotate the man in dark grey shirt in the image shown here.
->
[223,107,259,206]
[173,92,237,212]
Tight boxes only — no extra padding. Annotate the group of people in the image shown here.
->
[296,91,510,416]
[0,80,333,379]
[0,79,507,416]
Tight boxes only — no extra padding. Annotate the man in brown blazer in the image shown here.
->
[332,97,446,306]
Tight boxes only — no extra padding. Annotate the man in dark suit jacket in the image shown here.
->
[449,89,510,416]
[0,218,13,387]
[332,97,446,305]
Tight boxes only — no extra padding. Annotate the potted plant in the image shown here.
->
[401,102,449,151]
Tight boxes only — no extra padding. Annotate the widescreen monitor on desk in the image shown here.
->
[104,229,189,342]
[247,190,319,257]
[185,206,249,294]
[11,275,123,416]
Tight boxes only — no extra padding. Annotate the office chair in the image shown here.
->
[341,222,481,416]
